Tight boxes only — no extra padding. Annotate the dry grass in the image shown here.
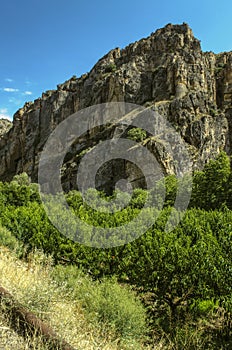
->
[0,310,27,350]
[0,247,155,350]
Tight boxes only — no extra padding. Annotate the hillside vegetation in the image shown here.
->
[0,152,232,349]
[0,246,150,349]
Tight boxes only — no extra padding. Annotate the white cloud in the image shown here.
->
[5,78,13,83]
[0,114,11,120]
[0,108,8,114]
[23,91,32,95]
[3,87,19,92]
[0,108,11,120]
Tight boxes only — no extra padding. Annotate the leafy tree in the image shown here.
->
[191,152,230,209]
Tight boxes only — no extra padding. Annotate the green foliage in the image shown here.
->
[5,195,230,330]
[12,172,31,186]
[0,225,19,251]
[127,128,147,142]
[122,209,232,317]
[0,157,232,347]
[52,265,147,340]
[105,63,117,73]
[190,299,217,316]
[191,152,231,209]
[130,188,148,209]
[0,173,40,207]
[163,174,178,207]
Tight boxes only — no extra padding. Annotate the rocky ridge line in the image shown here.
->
[0,23,231,191]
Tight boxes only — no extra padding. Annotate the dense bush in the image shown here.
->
[190,152,231,209]
[0,152,232,347]
[0,172,40,206]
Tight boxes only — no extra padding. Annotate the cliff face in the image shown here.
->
[0,119,12,138]
[0,23,232,190]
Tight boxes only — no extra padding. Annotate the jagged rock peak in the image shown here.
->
[88,23,201,74]
[96,23,200,60]
[0,23,231,189]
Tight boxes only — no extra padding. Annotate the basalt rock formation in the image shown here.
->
[0,23,231,191]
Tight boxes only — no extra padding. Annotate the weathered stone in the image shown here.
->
[0,119,12,138]
[0,23,231,192]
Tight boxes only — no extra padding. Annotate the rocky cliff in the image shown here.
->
[0,23,231,191]
[0,119,12,138]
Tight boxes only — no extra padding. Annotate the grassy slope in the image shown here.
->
[0,247,154,350]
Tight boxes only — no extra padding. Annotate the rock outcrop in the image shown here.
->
[0,23,231,191]
[0,119,12,138]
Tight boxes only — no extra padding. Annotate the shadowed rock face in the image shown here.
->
[0,23,231,191]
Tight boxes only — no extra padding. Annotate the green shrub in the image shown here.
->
[127,128,147,142]
[0,225,19,251]
[105,63,117,73]
[0,174,40,207]
[190,152,231,210]
[52,265,147,340]
[190,299,217,316]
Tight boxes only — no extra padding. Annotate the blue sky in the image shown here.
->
[0,0,231,120]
